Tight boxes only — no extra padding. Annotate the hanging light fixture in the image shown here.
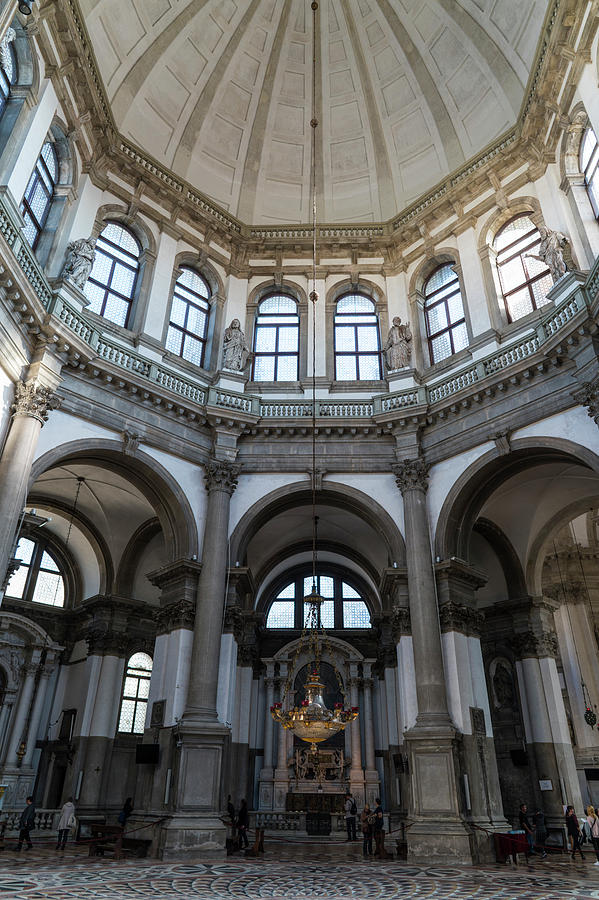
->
[18,0,34,15]
[271,0,358,753]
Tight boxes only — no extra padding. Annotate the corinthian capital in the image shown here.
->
[574,377,599,425]
[393,457,429,494]
[11,380,60,424]
[204,459,240,495]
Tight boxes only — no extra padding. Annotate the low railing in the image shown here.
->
[252,811,347,832]
[1,808,59,832]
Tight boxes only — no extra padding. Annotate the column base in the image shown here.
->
[158,813,227,859]
[406,820,473,865]
[166,717,229,858]
[405,725,473,864]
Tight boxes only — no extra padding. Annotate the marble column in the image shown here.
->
[0,379,59,601]
[163,458,239,859]
[183,459,239,721]
[22,665,52,768]
[348,665,364,801]
[259,665,275,809]
[274,663,289,809]
[394,457,471,864]
[513,606,583,824]
[4,662,37,768]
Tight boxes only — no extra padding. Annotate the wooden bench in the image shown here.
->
[88,824,124,859]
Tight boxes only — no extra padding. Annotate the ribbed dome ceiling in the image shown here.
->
[82,0,549,225]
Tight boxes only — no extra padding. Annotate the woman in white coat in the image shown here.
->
[56,798,76,851]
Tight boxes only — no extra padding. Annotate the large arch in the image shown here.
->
[434,436,599,564]
[526,493,599,595]
[29,440,198,562]
[229,480,405,573]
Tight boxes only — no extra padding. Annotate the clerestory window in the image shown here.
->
[21,141,58,251]
[252,293,299,382]
[166,267,211,367]
[5,536,65,607]
[424,264,468,364]
[117,652,153,735]
[84,222,141,328]
[334,294,382,381]
[494,215,553,322]
[266,574,371,630]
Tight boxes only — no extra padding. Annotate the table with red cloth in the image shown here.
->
[494,831,529,863]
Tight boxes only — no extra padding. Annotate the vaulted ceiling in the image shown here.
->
[81,0,549,225]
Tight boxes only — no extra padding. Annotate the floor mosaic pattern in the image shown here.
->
[2,843,599,899]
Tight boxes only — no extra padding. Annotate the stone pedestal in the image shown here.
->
[159,720,229,859]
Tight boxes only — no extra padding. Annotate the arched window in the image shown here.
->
[21,141,58,250]
[5,536,64,607]
[266,573,371,630]
[424,264,468,364]
[334,293,381,381]
[252,293,299,381]
[493,215,553,322]
[166,267,211,367]
[117,652,152,734]
[0,37,17,120]
[84,222,141,327]
[580,126,599,218]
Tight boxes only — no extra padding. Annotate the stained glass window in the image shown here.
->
[424,264,468,364]
[494,215,553,322]
[581,127,599,219]
[265,573,371,630]
[334,294,381,381]
[166,267,211,367]
[252,293,299,382]
[5,536,65,607]
[21,141,58,250]
[84,222,141,327]
[117,652,153,734]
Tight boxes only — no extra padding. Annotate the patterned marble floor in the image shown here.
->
[2,842,599,899]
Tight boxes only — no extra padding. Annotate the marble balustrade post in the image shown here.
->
[0,379,59,602]
[183,459,239,722]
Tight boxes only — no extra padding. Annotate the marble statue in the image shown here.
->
[61,237,97,290]
[383,316,412,370]
[223,318,251,371]
[528,226,568,282]
[0,28,16,73]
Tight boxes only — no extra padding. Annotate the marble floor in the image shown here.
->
[1,842,599,899]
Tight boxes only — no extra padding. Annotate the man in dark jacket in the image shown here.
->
[16,797,35,851]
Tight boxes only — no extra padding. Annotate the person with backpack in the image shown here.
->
[344,791,357,841]
[360,803,373,856]
[56,797,76,851]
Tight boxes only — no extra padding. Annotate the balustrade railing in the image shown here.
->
[1,808,58,832]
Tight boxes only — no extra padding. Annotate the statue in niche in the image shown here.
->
[492,661,516,710]
[527,226,568,282]
[0,28,16,72]
[61,237,97,290]
[382,316,412,370]
[223,318,251,371]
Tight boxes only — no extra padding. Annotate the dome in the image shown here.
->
[83,0,548,225]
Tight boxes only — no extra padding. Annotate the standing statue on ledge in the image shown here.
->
[528,226,568,282]
[223,318,251,371]
[383,316,412,370]
[61,237,97,290]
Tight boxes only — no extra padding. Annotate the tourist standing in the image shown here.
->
[360,803,373,857]
[585,805,599,865]
[237,799,249,849]
[118,797,134,828]
[565,805,585,860]
[518,803,535,856]
[344,791,357,841]
[534,808,548,859]
[56,797,76,851]
[16,796,35,851]
[373,797,385,858]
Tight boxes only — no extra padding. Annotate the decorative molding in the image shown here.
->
[11,380,60,424]
[573,376,599,425]
[390,604,411,640]
[204,459,240,495]
[393,458,429,494]
[155,599,195,635]
[512,630,559,659]
[85,622,129,657]
[439,601,484,637]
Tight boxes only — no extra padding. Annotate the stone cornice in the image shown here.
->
[32,0,587,259]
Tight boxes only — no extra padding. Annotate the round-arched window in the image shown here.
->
[266,573,371,630]
[117,652,153,734]
[166,267,211,367]
[21,140,58,251]
[493,215,553,322]
[423,264,467,364]
[252,293,299,382]
[334,293,381,381]
[85,222,141,327]
[5,536,65,607]
[580,126,599,218]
